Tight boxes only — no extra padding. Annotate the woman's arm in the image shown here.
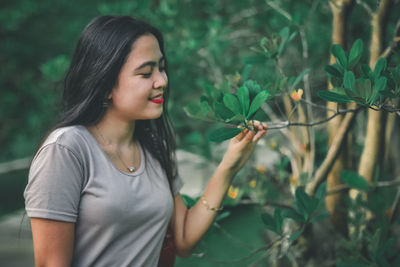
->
[171,123,267,257]
[30,218,75,267]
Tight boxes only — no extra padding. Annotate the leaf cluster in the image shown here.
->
[318,39,400,107]
[184,80,270,142]
[261,182,329,241]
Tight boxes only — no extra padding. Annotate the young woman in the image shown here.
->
[24,15,267,267]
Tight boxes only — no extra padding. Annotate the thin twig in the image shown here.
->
[380,19,400,59]
[327,179,400,195]
[213,237,283,264]
[239,199,295,211]
[213,222,255,250]
[266,107,360,130]
[265,1,293,21]
[0,157,31,174]
[300,98,337,112]
[355,0,374,16]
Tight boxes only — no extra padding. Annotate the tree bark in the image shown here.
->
[357,0,392,183]
[325,0,354,236]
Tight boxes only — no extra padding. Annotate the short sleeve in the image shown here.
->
[24,143,84,223]
[172,174,184,196]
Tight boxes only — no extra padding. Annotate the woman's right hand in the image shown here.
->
[220,121,267,175]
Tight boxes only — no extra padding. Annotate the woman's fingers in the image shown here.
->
[234,128,249,142]
[253,129,266,142]
[244,129,255,141]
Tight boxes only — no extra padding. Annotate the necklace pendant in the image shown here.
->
[128,166,135,172]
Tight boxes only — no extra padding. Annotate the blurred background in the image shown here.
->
[1,0,400,266]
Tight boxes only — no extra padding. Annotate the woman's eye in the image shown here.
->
[141,73,152,78]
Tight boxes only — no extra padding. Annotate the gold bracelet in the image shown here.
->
[201,196,223,212]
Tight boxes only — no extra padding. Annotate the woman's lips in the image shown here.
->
[150,98,164,104]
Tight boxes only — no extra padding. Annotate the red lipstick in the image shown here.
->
[150,98,164,104]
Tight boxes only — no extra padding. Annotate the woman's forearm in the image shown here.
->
[179,161,235,252]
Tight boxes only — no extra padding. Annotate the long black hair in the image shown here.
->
[54,15,177,191]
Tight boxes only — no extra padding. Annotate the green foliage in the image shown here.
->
[340,171,370,192]
[261,183,329,241]
[184,79,270,142]
[320,39,399,108]
[207,127,242,142]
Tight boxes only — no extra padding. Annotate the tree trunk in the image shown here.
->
[325,0,354,236]
[357,0,391,183]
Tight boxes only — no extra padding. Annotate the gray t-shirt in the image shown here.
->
[24,125,183,267]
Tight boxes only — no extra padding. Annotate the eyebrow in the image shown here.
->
[135,57,165,71]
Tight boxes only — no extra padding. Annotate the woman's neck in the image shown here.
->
[93,111,136,148]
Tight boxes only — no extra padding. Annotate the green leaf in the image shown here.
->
[374,76,387,92]
[238,85,250,115]
[325,65,342,77]
[354,78,372,100]
[345,88,367,105]
[340,170,370,192]
[289,229,304,241]
[344,71,355,91]
[331,76,343,88]
[241,64,252,81]
[318,90,352,103]
[290,68,310,90]
[315,182,327,202]
[374,58,387,77]
[274,208,283,234]
[331,44,348,69]
[309,211,330,223]
[242,56,265,64]
[181,194,198,208]
[244,80,262,100]
[348,39,363,69]
[294,187,311,220]
[223,93,241,114]
[247,90,269,119]
[184,101,213,121]
[207,127,242,142]
[282,209,305,222]
[261,212,277,233]
[214,102,235,120]
[225,114,245,123]
[215,211,231,222]
[361,64,373,79]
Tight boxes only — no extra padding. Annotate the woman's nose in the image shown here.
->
[153,70,168,89]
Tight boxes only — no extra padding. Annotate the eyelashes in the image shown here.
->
[141,66,166,78]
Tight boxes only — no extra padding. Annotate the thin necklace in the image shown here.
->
[94,125,136,173]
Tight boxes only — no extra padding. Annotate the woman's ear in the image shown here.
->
[107,91,113,101]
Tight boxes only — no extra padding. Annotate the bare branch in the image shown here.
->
[266,107,360,130]
[327,179,400,195]
[0,157,31,175]
[380,19,400,59]
[355,0,374,16]
[230,8,258,24]
[265,0,293,21]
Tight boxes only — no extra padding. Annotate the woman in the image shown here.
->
[24,15,267,267]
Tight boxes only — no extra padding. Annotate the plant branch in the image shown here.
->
[327,178,400,195]
[240,199,295,211]
[355,0,373,16]
[0,157,31,175]
[266,107,360,130]
[265,1,292,21]
[213,237,283,264]
[379,16,400,59]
